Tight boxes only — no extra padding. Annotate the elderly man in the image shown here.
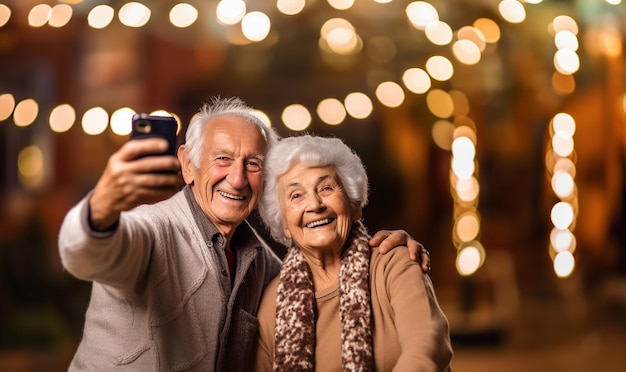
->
[58,97,427,371]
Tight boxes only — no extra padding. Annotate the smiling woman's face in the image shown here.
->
[277,163,360,254]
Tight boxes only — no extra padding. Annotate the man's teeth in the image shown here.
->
[306,218,331,228]
[218,191,245,200]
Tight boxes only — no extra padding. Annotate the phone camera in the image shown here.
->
[135,120,152,134]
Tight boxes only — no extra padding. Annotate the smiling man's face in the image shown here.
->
[278,164,360,255]
[181,116,267,238]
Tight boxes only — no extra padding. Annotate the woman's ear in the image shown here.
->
[283,225,291,239]
[178,145,194,185]
[352,206,362,221]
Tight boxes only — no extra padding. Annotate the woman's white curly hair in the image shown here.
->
[258,135,369,245]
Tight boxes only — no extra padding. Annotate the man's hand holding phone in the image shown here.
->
[88,115,182,231]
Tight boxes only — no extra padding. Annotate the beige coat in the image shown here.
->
[254,247,453,371]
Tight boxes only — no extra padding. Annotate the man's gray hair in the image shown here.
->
[184,96,279,167]
[258,135,369,245]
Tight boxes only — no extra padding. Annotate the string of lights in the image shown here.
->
[1,0,623,277]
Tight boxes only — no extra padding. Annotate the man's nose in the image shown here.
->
[228,161,248,188]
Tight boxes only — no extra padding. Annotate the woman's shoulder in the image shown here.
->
[261,276,281,303]
[370,245,414,265]
[369,246,426,284]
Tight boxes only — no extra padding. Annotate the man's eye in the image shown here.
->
[290,193,301,201]
[245,161,262,172]
[216,157,232,165]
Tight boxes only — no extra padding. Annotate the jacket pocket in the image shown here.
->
[151,297,208,371]
[223,308,259,370]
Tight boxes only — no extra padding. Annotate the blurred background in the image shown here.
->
[0,0,625,371]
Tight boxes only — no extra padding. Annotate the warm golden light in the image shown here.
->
[402,67,431,94]
[376,81,405,108]
[18,145,44,189]
[0,93,15,121]
[18,146,43,178]
[0,4,11,27]
[456,243,485,276]
[88,5,115,29]
[551,133,574,157]
[452,40,482,65]
[550,228,576,253]
[473,18,501,44]
[216,0,246,25]
[282,104,311,131]
[344,92,373,119]
[426,89,454,118]
[49,4,73,28]
[13,98,39,127]
[241,11,271,42]
[28,4,52,27]
[321,18,352,38]
[453,125,477,145]
[110,107,135,136]
[425,55,453,81]
[551,202,574,230]
[451,157,475,180]
[119,2,151,28]
[455,212,480,242]
[498,0,526,24]
[457,26,486,52]
[552,112,576,137]
[328,0,354,10]
[49,104,76,133]
[317,98,346,126]
[551,171,575,199]
[425,21,453,46]
[406,1,439,30]
[277,0,306,15]
[553,157,576,177]
[82,107,109,135]
[326,26,359,55]
[600,29,623,58]
[554,49,580,75]
[552,15,578,35]
[553,251,575,277]
[455,176,480,203]
[555,30,579,51]
[431,120,454,151]
[452,136,476,160]
[169,3,198,28]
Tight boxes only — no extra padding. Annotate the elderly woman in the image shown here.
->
[253,135,453,371]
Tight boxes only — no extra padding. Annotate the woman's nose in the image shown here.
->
[306,193,325,211]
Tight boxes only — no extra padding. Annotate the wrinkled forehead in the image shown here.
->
[204,116,268,154]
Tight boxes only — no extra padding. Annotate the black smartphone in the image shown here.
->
[130,113,178,156]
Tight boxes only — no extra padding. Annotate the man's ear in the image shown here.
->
[178,145,194,185]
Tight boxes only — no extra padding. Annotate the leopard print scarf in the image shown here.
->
[273,220,373,371]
